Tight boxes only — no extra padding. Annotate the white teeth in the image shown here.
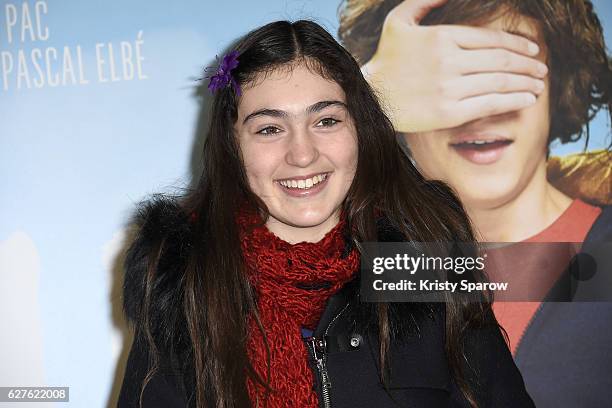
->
[467,140,495,145]
[278,173,328,190]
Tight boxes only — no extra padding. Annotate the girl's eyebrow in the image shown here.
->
[306,100,347,114]
[242,100,347,125]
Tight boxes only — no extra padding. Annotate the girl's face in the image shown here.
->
[234,64,358,243]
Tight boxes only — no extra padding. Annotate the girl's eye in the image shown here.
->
[317,118,341,127]
[256,126,281,135]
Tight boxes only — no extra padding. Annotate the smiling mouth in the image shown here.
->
[277,173,329,190]
[450,139,513,150]
[449,136,513,165]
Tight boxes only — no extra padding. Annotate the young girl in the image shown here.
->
[117,20,533,407]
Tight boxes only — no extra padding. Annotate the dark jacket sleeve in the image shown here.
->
[449,321,535,407]
[117,194,194,407]
[117,332,189,408]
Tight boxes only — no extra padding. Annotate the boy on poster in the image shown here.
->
[339,0,611,406]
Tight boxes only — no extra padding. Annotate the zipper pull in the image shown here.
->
[308,337,325,361]
[307,336,332,408]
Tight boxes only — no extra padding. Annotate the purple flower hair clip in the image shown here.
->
[206,50,241,95]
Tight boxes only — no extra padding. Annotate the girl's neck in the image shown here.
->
[467,162,572,242]
[265,212,341,244]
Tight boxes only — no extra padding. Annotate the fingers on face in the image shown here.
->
[456,92,537,122]
[451,25,540,56]
[452,48,548,77]
[447,73,545,100]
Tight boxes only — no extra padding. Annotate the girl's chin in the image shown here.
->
[272,208,339,228]
[286,215,335,229]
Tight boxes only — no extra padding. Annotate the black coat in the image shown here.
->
[117,196,534,407]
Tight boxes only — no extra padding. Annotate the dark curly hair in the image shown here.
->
[338,0,612,147]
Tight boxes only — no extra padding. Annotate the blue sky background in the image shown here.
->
[0,1,609,406]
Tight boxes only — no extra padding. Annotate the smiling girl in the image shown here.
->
[117,19,533,408]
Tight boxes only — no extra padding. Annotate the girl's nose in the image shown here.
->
[285,130,319,167]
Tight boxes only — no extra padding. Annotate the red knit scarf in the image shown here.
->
[237,206,360,407]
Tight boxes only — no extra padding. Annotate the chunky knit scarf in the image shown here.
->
[237,206,360,407]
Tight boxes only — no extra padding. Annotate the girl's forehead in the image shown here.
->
[241,60,333,92]
[237,65,345,114]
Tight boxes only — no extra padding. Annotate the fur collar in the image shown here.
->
[122,194,193,352]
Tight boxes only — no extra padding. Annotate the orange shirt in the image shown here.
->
[492,199,602,354]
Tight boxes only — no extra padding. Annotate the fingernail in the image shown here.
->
[535,80,545,92]
[525,94,537,104]
[528,42,540,55]
[538,63,548,76]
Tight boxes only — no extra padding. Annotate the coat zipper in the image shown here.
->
[305,303,350,408]
[307,337,332,408]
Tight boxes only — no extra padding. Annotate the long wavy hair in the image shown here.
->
[136,19,491,408]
